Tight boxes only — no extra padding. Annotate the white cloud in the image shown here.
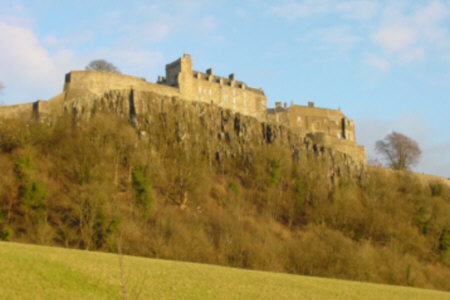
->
[236,9,248,18]
[198,15,218,32]
[367,1,450,68]
[0,2,32,27]
[335,1,379,20]
[371,26,417,53]
[269,0,379,20]
[0,19,166,103]
[0,21,76,101]
[414,0,448,27]
[43,32,93,47]
[364,54,390,71]
[298,26,361,53]
[269,0,330,20]
[142,23,172,42]
[317,27,361,48]
[399,47,425,63]
[270,1,450,69]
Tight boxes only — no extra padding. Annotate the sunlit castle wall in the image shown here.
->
[159,54,267,120]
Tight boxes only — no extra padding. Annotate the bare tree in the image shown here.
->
[375,131,421,170]
[86,59,121,73]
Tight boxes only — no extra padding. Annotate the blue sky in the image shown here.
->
[0,0,449,177]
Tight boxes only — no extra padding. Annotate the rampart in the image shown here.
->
[63,71,181,100]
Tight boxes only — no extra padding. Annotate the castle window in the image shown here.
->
[243,92,247,98]
[201,96,204,102]
[198,86,202,93]
[209,89,212,96]
[297,116,301,123]
[233,97,236,104]
[276,115,280,122]
[244,100,247,107]
[224,88,228,94]
[223,95,228,102]
[233,89,237,96]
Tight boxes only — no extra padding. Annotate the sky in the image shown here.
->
[0,0,449,177]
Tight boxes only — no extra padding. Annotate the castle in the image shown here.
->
[0,54,365,163]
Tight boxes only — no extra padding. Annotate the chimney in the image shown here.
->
[275,101,282,108]
[308,101,314,107]
[206,68,213,75]
[283,102,287,109]
[228,73,235,80]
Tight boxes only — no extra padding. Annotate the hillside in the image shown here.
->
[1,241,450,300]
[0,90,449,291]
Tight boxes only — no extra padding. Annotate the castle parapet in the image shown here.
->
[63,70,180,100]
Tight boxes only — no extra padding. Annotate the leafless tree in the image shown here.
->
[375,131,421,170]
[86,59,121,73]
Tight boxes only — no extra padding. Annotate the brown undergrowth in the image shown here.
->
[0,113,449,291]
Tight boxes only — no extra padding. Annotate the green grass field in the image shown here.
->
[0,241,449,300]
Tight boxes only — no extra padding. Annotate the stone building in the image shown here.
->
[267,101,355,141]
[267,101,364,162]
[157,54,267,119]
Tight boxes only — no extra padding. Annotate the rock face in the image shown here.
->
[60,88,365,179]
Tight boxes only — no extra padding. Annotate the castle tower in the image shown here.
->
[165,54,194,97]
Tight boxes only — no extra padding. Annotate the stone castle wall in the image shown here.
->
[0,102,35,119]
[64,71,181,100]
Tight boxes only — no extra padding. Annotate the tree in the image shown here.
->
[375,131,421,170]
[85,59,121,73]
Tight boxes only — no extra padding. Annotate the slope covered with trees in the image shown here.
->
[0,96,449,291]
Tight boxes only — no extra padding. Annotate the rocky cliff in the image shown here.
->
[58,88,365,181]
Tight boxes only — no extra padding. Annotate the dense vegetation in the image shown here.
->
[0,112,449,291]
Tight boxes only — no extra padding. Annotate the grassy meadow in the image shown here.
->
[1,241,449,300]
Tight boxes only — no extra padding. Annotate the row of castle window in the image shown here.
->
[198,95,248,107]
[198,86,247,98]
